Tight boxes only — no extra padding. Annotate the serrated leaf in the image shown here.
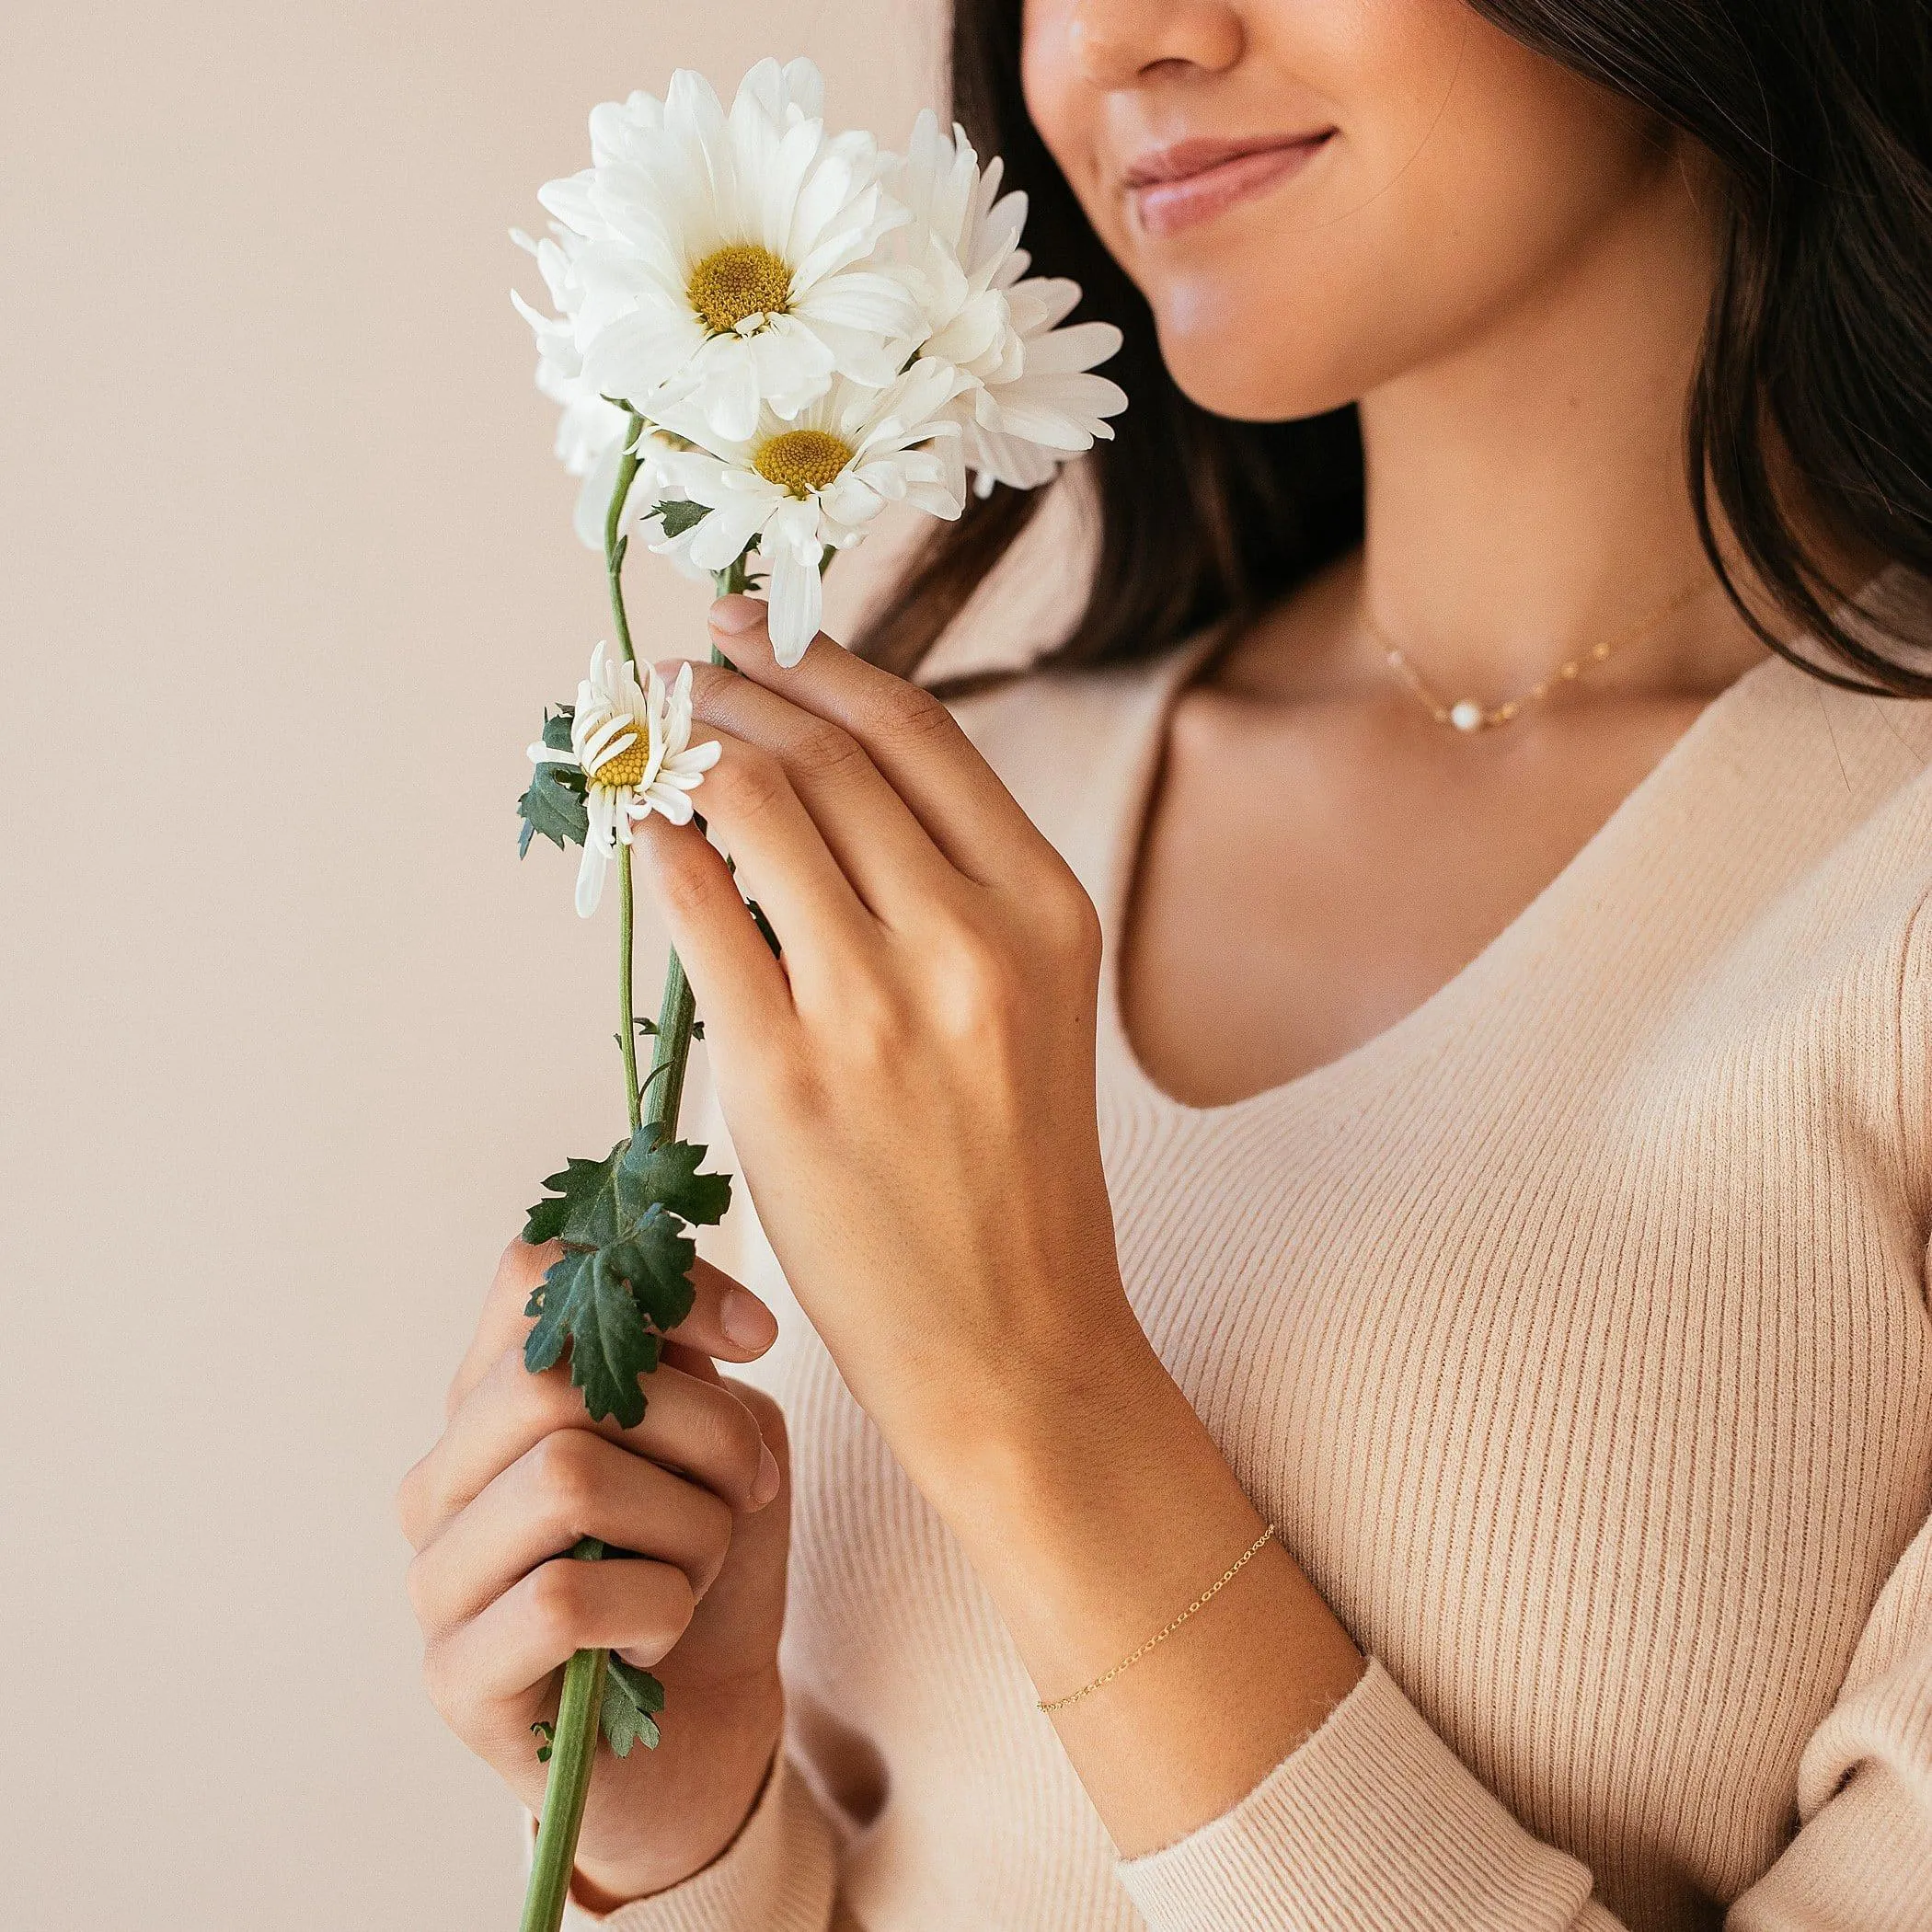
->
[541,1134,730,1253]
[653,497,710,538]
[523,1248,662,1425]
[603,1207,698,1333]
[520,1136,731,1422]
[523,1153,614,1247]
[517,762,588,857]
[615,1136,732,1235]
[601,1655,664,1756]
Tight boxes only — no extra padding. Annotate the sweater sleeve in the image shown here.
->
[563,1747,842,1932]
[1115,1508,1932,1932]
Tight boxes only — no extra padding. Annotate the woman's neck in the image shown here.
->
[1346,146,1767,706]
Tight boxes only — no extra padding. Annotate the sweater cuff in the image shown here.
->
[1115,1656,1602,1932]
[564,1750,837,1932]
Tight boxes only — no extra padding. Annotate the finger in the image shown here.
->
[399,1347,770,1548]
[408,1428,734,1638]
[629,817,796,1038]
[447,1248,777,1421]
[673,1259,779,1359]
[444,1236,556,1419]
[426,1551,696,1721]
[707,594,1052,887]
[637,725,880,1006]
[668,656,961,924]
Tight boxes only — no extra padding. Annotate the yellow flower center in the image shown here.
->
[588,727,650,789]
[686,243,792,333]
[753,429,854,498]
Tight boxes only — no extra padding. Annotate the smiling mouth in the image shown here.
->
[1124,132,1336,238]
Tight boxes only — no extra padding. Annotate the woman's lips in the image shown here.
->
[1125,134,1334,238]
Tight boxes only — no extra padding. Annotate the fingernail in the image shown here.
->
[710,593,765,636]
[719,1285,777,1353]
[750,1443,781,1509]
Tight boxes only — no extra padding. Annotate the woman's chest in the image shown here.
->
[1121,689,1708,1109]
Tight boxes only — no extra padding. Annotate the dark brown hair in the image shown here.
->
[860,0,1932,696]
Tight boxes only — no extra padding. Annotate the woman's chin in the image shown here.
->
[1155,329,1363,427]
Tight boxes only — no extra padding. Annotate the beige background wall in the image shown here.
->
[0,6,1008,1925]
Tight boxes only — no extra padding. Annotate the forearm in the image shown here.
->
[914,1314,1367,1859]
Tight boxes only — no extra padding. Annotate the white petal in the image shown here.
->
[574,843,609,917]
[643,783,697,826]
[791,269,924,338]
[778,58,825,121]
[571,437,625,549]
[1019,320,1125,374]
[767,552,823,665]
[581,718,638,774]
[684,493,771,572]
[702,343,765,443]
[586,785,620,850]
[1006,276,1084,336]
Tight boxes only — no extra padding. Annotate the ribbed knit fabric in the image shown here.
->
[572,572,1932,1931]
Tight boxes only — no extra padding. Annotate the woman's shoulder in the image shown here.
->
[1742,569,1932,838]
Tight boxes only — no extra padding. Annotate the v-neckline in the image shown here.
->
[1094,626,1796,1130]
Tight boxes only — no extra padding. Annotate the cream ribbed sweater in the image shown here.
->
[576,576,1932,1932]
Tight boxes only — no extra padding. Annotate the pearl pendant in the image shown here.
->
[1448,699,1485,733]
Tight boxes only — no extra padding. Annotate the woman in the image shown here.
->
[398,1,1932,1925]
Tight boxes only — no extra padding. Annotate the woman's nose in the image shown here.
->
[1067,0,1246,88]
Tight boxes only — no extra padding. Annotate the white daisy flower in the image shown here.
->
[888,112,1128,497]
[517,58,926,447]
[647,362,967,665]
[528,644,720,916]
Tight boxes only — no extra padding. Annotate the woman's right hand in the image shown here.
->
[397,1236,792,1907]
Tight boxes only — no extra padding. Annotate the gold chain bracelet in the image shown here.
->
[1036,1526,1278,1714]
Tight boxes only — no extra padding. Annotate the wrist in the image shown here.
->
[569,1672,784,1907]
[902,1305,1286,1700]
[909,1294,1169,1531]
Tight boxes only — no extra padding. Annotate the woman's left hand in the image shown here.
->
[633,594,1136,1485]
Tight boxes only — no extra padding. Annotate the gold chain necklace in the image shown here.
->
[1373,575,1710,734]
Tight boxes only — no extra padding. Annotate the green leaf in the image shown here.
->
[523,1154,612,1247]
[523,1248,662,1425]
[601,1656,665,1756]
[652,497,710,538]
[518,707,586,857]
[614,1135,733,1236]
[536,1134,730,1255]
[520,1135,732,1423]
[602,1207,698,1333]
[517,765,588,857]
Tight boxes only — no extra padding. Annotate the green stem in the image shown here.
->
[604,413,644,666]
[521,433,741,1932]
[618,851,643,1135]
[520,1638,609,1932]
